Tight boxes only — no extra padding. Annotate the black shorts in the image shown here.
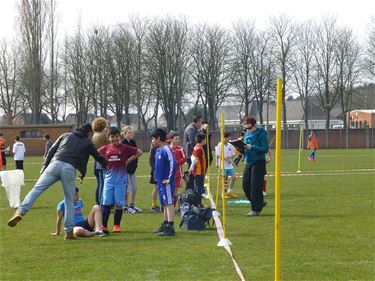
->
[74,219,93,232]
[150,169,156,184]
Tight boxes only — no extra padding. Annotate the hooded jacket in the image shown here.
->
[244,126,269,166]
[43,130,107,179]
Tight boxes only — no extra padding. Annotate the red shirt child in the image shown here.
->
[169,132,186,188]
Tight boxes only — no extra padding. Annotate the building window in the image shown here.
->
[364,121,368,128]
[20,130,44,138]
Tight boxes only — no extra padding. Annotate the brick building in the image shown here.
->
[347,110,375,128]
[0,124,74,155]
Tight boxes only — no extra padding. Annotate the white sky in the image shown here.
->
[0,0,374,41]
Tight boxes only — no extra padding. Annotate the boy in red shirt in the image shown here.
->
[188,132,206,196]
[169,131,186,206]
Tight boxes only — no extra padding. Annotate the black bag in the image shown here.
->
[180,206,213,231]
[179,189,202,207]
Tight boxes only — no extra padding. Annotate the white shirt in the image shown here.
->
[13,141,26,161]
[215,142,235,170]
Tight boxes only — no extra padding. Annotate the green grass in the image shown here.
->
[0,149,374,281]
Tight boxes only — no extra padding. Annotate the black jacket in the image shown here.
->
[43,131,107,179]
[122,138,138,174]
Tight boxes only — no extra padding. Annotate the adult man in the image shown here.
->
[183,116,202,189]
[8,123,107,240]
[43,134,53,159]
[242,117,269,217]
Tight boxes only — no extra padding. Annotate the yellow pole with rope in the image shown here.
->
[205,125,211,196]
[297,126,303,173]
[275,79,282,281]
[217,112,232,246]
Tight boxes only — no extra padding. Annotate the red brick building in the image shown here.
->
[347,110,375,128]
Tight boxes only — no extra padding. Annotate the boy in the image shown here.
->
[151,128,177,237]
[308,130,318,161]
[216,132,238,198]
[13,136,26,170]
[149,143,161,212]
[169,131,186,206]
[188,132,206,196]
[98,127,143,234]
[51,187,106,237]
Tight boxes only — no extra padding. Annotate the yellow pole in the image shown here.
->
[215,165,220,208]
[206,125,211,196]
[220,112,227,239]
[275,79,282,281]
[297,126,303,173]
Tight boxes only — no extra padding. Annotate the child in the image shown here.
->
[151,128,177,237]
[98,127,143,233]
[216,132,238,198]
[13,136,26,170]
[169,131,186,206]
[149,143,161,212]
[51,187,106,238]
[122,126,142,213]
[308,130,318,161]
[188,132,206,196]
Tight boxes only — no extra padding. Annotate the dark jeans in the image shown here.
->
[185,158,194,190]
[194,174,205,195]
[242,160,266,212]
[94,169,104,205]
[15,160,24,170]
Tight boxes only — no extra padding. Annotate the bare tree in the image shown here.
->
[0,41,24,124]
[18,0,48,123]
[291,20,317,130]
[146,17,190,130]
[334,27,362,127]
[364,16,375,79]
[191,24,232,129]
[314,17,340,130]
[268,15,297,128]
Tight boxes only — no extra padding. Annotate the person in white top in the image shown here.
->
[13,136,26,170]
[215,132,238,198]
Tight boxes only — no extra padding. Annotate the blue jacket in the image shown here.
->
[244,126,269,166]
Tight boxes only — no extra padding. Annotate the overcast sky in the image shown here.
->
[0,0,373,41]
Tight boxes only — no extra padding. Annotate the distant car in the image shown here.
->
[332,125,344,129]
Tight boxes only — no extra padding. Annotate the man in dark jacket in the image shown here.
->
[8,123,107,240]
[183,116,202,189]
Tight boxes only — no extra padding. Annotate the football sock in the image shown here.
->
[152,199,157,207]
[263,180,267,192]
[114,209,123,225]
[102,205,111,227]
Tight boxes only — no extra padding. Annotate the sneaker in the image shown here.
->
[153,222,167,234]
[126,207,136,214]
[113,224,121,233]
[123,206,129,213]
[150,206,161,212]
[158,225,175,237]
[8,209,24,227]
[308,157,313,161]
[64,231,76,240]
[131,206,142,213]
[101,226,109,235]
[95,229,107,237]
[226,192,238,198]
[246,211,260,217]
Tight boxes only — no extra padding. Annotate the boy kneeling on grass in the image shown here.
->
[151,128,177,237]
[51,187,107,238]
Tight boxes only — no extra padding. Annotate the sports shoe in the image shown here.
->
[101,226,109,235]
[113,224,121,233]
[150,206,161,212]
[8,209,23,227]
[308,157,313,161]
[129,206,142,213]
[95,229,107,237]
[126,207,136,214]
[158,225,175,237]
[153,222,167,234]
[226,192,238,198]
[64,231,76,240]
[123,206,129,213]
[246,211,260,217]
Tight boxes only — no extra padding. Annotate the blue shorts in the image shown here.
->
[220,168,236,176]
[157,183,175,206]
[75,219,93,232]
[102,183,127,206]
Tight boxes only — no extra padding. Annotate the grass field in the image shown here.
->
[0,149,374,281]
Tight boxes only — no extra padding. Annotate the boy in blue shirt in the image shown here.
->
[51,187,106,237]
[151,128,177,237]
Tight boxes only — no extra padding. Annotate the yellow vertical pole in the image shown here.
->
[275,79,282,281]
[206,125,211,195]
[297,126,303,173]
[220,112,227,238]
[215,165,220,208]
